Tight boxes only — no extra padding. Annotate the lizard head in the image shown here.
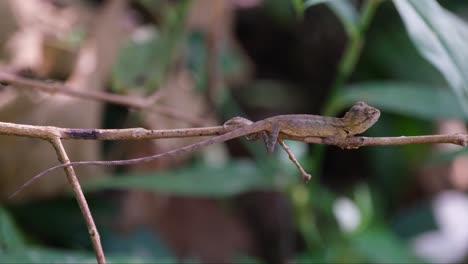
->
[342,101,380,136]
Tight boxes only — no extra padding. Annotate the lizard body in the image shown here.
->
[9,101,380,198]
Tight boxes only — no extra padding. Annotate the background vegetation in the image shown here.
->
[1,0,468,263]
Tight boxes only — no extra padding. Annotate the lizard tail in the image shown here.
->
[9,122,265,199]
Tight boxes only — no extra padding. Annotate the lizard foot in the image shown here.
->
[323,136,364,149]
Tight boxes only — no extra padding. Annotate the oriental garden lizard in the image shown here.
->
[9,101,380,198]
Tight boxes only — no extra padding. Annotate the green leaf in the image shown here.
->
[353,184,374,230]
[0,247,167,264]
[393,0,468,115]
[186,32,207,92]
[352,225,421,263]
[425,147,468,164]
[336,81,467,121]
[112,1,189,93]
[103,227,174,260]
[305,0,359,36]
[82,161,294,197]
[392,200,436,240]
[0,206,27,251]
[186,32,248,94]
[111,26,159,93]
[291,0,305,17]
[1,248,96,264]
[138,0,165,12]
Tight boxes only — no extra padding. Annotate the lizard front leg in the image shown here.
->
[224,117,266,141]
[265,122,280,152]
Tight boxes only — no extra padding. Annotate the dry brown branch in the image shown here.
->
[3,120,466,146]
[0,122,107,263]
[0,121,229,140]
[287,134,468,148]
[50,137,106,264]
[0,71,206,125]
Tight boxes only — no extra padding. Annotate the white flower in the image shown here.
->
[411,191,468,263]
[333,197,361,233]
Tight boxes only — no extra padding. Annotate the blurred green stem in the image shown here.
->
[324,0,381,116]
[313,0,381,170]
[298,0,381,250]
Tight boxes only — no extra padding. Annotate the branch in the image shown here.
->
[4,120,468,200]
[0,121,107,262]
[2,119,467,264]
[0,71,206,126]
[284,134,468,148]
[49,137,106,264]
[0,123,108,263]
[0,121,228,140]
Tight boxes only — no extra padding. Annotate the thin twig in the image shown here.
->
[49,137,106,264]
[291,134,468,148]
[0,71,206,125]
[0,121,229,140]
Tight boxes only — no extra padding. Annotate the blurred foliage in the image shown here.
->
[187,31,248,93]
[394,0,468,115]
[1,204,169,263]
[4,0,468,263]
[305,0,360,37]
[112,0,190,93]
[337,81,466,120]
[81,160,297,197]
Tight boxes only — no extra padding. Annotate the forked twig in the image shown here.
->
[49,137,106,263]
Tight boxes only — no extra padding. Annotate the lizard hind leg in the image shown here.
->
[223,116,278,152]
[265,122,280,152]
[223,116,263,141]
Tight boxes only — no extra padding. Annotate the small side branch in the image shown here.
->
[49,137,106,264]
[0,72,205,125]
